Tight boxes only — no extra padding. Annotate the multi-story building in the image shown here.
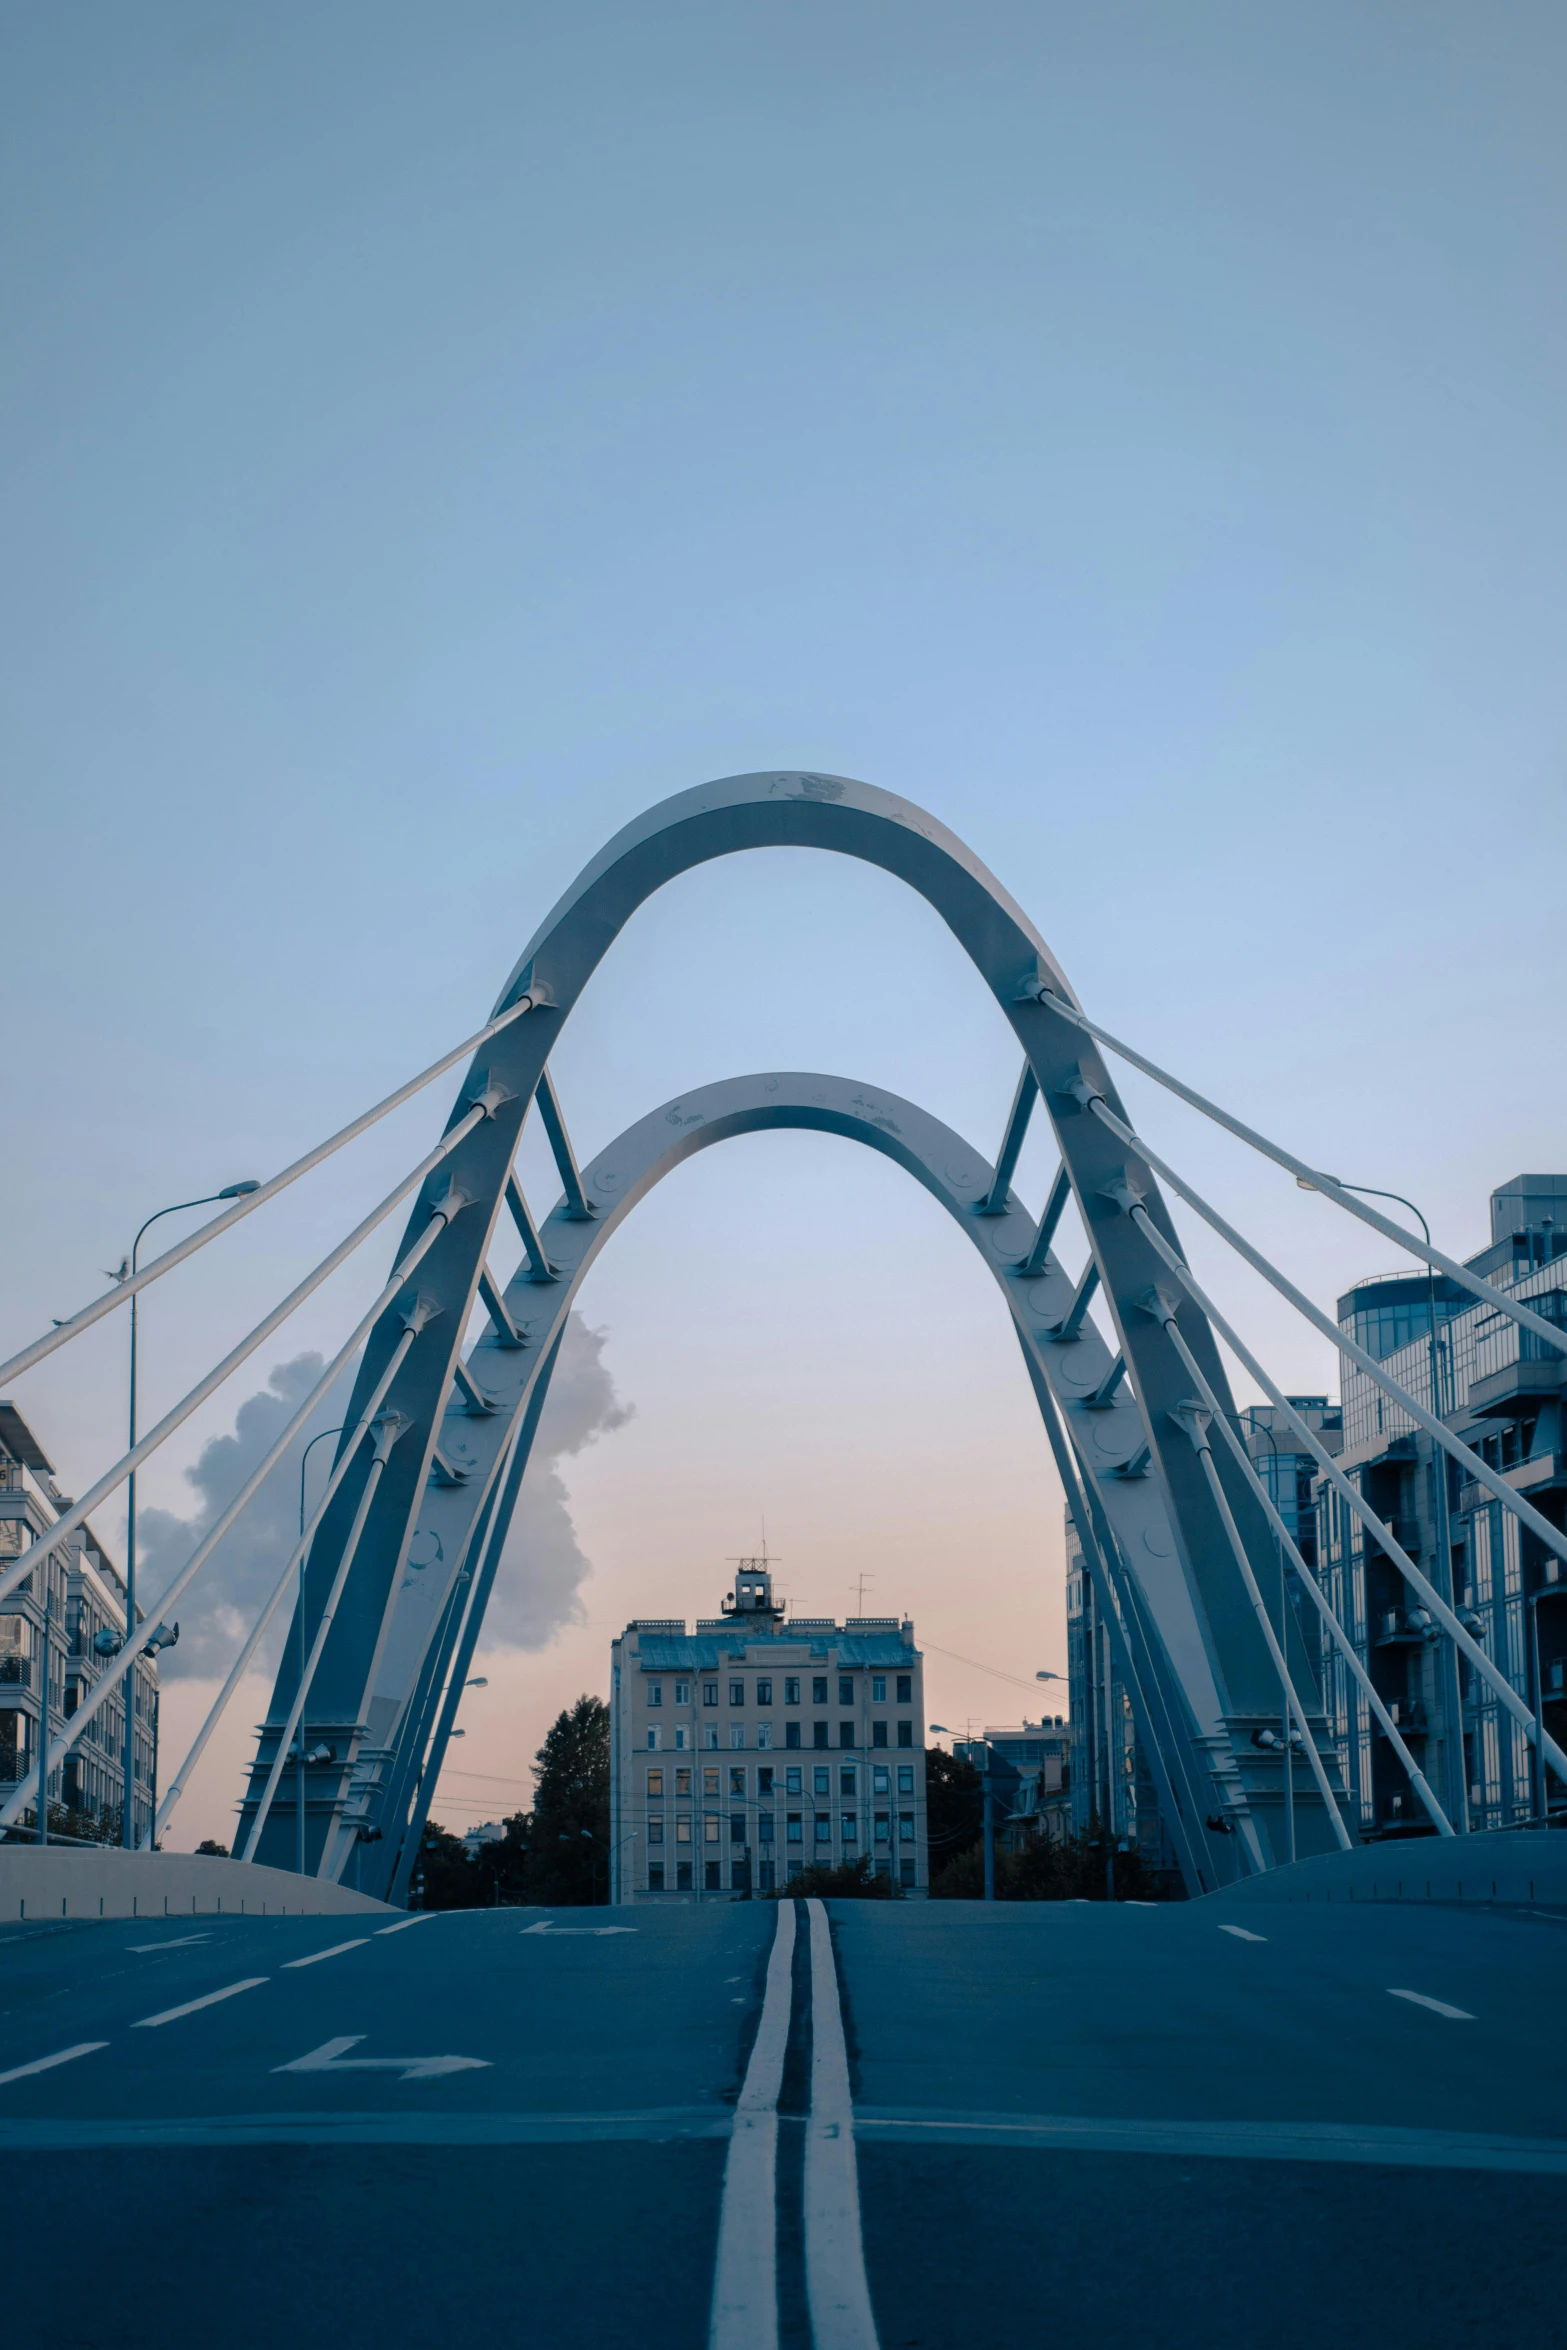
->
[609,1560,928,1902]
[1319,1173,1567,1838]
[0,1401,159,1840]
[953,1722,1070,1849]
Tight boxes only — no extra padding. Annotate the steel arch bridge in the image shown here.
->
[231,771,1347,1901]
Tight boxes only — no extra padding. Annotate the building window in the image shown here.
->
[812,1676,828,1704]
[703,1681,719,1706]
[838,1675,854,1705]
[704,1726,720,1749]
[704,1814,721,1844]
[874,1812,890,1844]
[785,1767,802,1795]
[872,1675,887,1702]
[730,1767,746,1796]
[841,1814,858,1842]
[674,1727,689,1750]
[729,1724,745,1750]
[899,1858,916,1889]
[648,1864,665,1891]
[787,1813,803,1843]
[757,1723,773,1749]
[785,1678,801,1705]
[897,1675,912,1704]
[897,1721,913,1748]
[785,1722,802,1750]
[839,1722,855,1748]
[646,1727,661,1750]
[872,1766,889,1794]
[730,1814,746,1844]
[648,1816,664,1845]
[897,1765,914,1795]
[756,1678,772,1706]
[840,1766,856,1795]
[677,1862,693,1890]
[813,1723,829,1750]
[814,1816,832,1844]
[647,1768,664,1798]
[705,1862,721,1891]
[675,1681,690,1704]
[730,1680,745,1706]
[814,1767,831,1796]
[872,1722,888,1748]
[759,1767,774,1795]
[703,1767,720,1796]
[899,1813,915,1842]
[759,1813,774,1843]
[675,1816,692,1845]
[675,1768,691,1797]
[648,1682,663,1706]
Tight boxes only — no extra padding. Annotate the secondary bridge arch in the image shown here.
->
[237,774,1342,1893]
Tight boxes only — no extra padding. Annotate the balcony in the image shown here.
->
[1466,1359,1563,1419]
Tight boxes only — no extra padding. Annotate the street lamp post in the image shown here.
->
[1299,1177,1467,1834]
[122,1181,259,1849]
[295,1425,344,1876]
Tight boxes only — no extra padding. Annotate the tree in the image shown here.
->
[521,1695,610,1905]
[772,1854,897,1900]
[929,1828,1162,1901]
[924,1746,983,1874]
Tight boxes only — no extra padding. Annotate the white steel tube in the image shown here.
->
[1035,990,1567,1362]
[239,1410,406,1863]
[1084,1092,1567,1575]
[0,993,542,1393]
[1153,1302,1453,1837]
[152,1319,427,1839]
[0,1105,487,1615]
[1122,1197,1567,1792]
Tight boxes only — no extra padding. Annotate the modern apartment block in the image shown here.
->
[0,1402,159,1839]
[608,1560,928,1902]
[1318,1173,1567,1837]
[954,1722,1070,1848]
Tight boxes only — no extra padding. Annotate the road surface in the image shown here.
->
[0,1892,1560,2347]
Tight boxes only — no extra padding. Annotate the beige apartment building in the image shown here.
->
[608,1560,928,1902]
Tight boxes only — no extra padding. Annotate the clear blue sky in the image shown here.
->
[3,5,1563,1833]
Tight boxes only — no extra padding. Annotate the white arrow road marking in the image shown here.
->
[282,1939,370,1969]
[1388,1988,1475,2021]
[709,1898,795,2350]
[519,1922,638,1937]
[133,1978,269,2028]
[0,2041,109,2086]
[274,2036,491,2081]
[1217,1924,1267,1942]
[804,1898,881,2350]
[126,1935,212,1953]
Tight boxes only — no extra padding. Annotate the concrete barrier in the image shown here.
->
[0,1846,395,1922]
[1209,1828,1567,1910]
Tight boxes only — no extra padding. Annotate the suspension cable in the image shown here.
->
[1147,1296,1452,1836]
[1030,989,1567,1361]
[0,1102,490,1615]
[1079,1087,1567,1577]
[1120,1196,1567,1791]
[0,991,545,1394]
[0,1210,455,1831]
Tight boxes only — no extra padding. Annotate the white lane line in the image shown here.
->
[1388,1988,1475,2022]
[281,1939,370,1970]
[708,1899,796,2350]
[375,1914,440,1936]
[805,1898,881,2350]
[131,1978,269,2029]
[0,2041,110,2086]
[1217,1924,1267,1943]
[126,1935,212,1953]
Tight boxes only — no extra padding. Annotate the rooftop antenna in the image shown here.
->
[852,1571,875,1614]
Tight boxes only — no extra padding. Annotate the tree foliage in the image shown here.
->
[410,1695,611,1910]
[771,1854,898,1900]
[924,1747,983,1870]
[929,1828,1162,1902]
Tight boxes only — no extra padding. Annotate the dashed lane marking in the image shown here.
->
[126,1935,212,1953]
[131,1978,269,2029]
[281,1939,371,1970]
[1217,1925,1267,1943]
[374,1914,441,1935]
[1387,1988,1475,2021]
[0,2042,109,2086]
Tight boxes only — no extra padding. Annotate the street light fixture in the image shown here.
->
[122,1179,259,1848]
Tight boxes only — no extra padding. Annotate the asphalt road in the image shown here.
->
[0,1892,1561,2349]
